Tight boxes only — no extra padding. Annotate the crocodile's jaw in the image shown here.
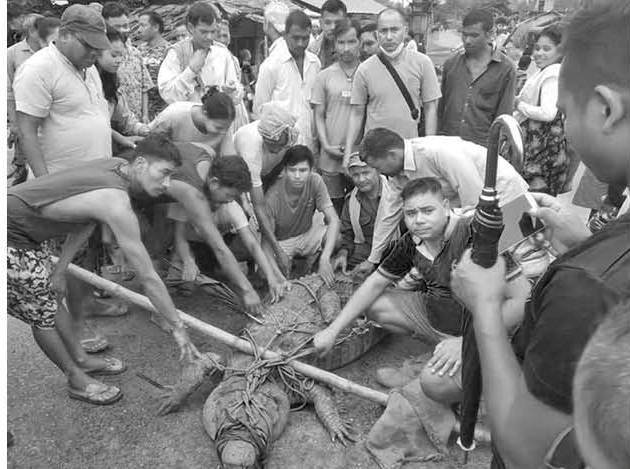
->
[220,440,258,468]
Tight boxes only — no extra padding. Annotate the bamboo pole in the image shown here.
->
[60,260,389,406]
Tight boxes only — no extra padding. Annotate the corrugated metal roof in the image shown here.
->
[292,0,385,15]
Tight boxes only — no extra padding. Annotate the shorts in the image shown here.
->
[7,243,58,329]
[278,213,327,258]
[383,289,449,346]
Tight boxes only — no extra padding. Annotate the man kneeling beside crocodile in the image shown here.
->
[314,177,529,405]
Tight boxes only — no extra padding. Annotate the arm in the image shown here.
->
[157,49,199,104]
[338,199,354,256]
[343,105,366,167]
[516,76,559,122]
[250,186,288,272]
[142,91,149,123]
[112,96,149,136]
[423,99,438,136]
[496,66,517,119]
[16,112,47,176]
[367,182,403,264]
[320,205,340,263]
[434,146,484,208]
[141,60,153,122]
[168,182,261,311]
[172,221,200,282]
[253,61,275,115]
[51,224,97,295]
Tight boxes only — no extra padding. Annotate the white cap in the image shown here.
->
[264,2,290,35]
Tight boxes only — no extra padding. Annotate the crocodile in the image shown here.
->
[158,273,384,468]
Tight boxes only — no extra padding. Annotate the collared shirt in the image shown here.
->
[254,40,321,152]
[367,136,529,264]
[439,48,516,146]
[13,44,112,174]
[7,39,36,108]
[351,48,441,139]
[339,176,384,254]
[158,39,241,105]
[118,43,154,119]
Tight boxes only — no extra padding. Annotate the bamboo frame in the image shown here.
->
[59,259,389,406]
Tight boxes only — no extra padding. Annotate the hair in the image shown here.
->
[538,24,562,46]
[462,9,494,32]
[333,17,361,40]
[561,0,630,107]
[321,0,347,15]
[37,16,60,40]
[574,301,630,469]
[377,8,407,25]
[134,134,182,166]
[285,9,311,33]
[239,48,252,63]
[401,177,444,201]
[187,1,217,27]
[141,11,164,34]
[282,145,314,168]
[200,86,236,122]
[101,2,128,19]
[208,156,252,193]
[23,13,44,34]
[360,128,404,162]
[97,26,124,104]
[495,16,508,26]
[360,22,377,36]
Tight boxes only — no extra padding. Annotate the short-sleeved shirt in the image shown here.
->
[233,121,285,189]
[511,213,630,415]
[439,49,516,147]
[378,214,472,335]
[149,101,223,155]
[13,44,112,173]
[339,177,383,254]
[266,172,333,241]
[351,49,441,139]
[118,43,154,119]
[311,62,356,173]
[167,200,249,240]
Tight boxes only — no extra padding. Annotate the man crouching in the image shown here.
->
[7,135,199,405]
[314,177,527,400]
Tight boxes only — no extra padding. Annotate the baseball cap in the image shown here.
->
[347,152,368,169]
[61,4,110,50]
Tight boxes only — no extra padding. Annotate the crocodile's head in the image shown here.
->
[220,441,258,468]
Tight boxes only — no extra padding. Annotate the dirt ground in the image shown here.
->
[7,279,492,469]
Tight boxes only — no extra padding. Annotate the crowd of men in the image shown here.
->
[6,0,630,468]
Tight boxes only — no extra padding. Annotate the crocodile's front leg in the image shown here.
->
[158,352,225,415]
[307,384,356,445]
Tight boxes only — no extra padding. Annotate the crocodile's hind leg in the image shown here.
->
[307,384,357,445]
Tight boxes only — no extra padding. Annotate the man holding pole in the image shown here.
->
[7,135,199,406]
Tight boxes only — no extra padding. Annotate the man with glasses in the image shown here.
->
[14,4,112,177]
[234,102,299,276]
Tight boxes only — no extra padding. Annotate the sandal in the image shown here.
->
[68,383,123,405]
[85,357,127,376]
[80,336,110,354]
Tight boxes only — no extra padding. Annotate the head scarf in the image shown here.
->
[257,102,298,143]
[264,2,290,35]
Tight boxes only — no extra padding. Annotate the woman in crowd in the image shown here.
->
[148,86,235,157]
[96,27,150,152]
[513,25,573,196]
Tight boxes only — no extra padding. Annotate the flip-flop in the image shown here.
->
[85,357,127,376]
[68,383,123,405]
[80,336,110,354]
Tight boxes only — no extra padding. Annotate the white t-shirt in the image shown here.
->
[233,120,286,189]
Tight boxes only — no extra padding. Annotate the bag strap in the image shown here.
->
[377,53,419,121]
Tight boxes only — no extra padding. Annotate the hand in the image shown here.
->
[318,258,335,287]
[529,192,590,254]
[242,289,263,316]
[324,144,344,159]
[51,271,67,299]
[189,48,209,74]
[427,337,462,377]
[331,252,348,274]
[220,81,237,95]
[451,249,506,312]
[268,276,290,303]
[137,124,150,136]
[181,259,200,282]
[313,326,339,357]
[120,136,139,149]
[351,260,376,278]
[172,325,201,362]
[7,124,19,149]
[513,96,521,108]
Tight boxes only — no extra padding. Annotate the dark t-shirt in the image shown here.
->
[378,215,472,335]
[512,213,630,414]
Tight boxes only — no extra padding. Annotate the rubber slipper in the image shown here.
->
[68,383,123,405]
[85,357,127,376]
[80,336,110,354]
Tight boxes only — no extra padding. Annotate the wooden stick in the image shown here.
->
[60,259,389,406]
